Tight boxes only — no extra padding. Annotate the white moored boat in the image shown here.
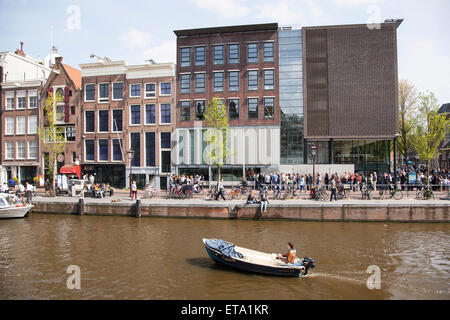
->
[0,194,33,219]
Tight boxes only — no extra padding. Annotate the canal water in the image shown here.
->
[0,214,449,299]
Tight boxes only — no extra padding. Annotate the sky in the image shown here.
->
[1,0,449,104]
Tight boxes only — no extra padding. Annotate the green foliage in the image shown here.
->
[203,98,231,180]
[398,79,418,161]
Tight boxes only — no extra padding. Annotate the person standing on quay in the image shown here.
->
[330,176,337,201]
[215,178,226,201]
[131,181,137,200]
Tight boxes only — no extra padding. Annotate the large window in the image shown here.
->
[180,74,190,94]
[17,91,26,109]
[99,83,109,103]
[28,141,37,159]
[145,104,156,124]
[113,82,123,100]
[160,104,171,124]
[263,41,274,62]
[228,71,239,92]
[247,43,258,63]
[213,72,224,92]
[130,84,141,98]
[130,105,141,125]
[195,73,205,93]
[85,84,95,101]
[160,82,171,95]
[99,110,108,132]
[195,46,206,66]
[112,109,122,132]
[248,98,258,119]
[263,69,274,90]
[195,100,205,120]
[145,132,155,166]
[130,133,140,167]
[112,139,122,161]
[181,47,191,67]
[5,117,14,135]
[16,116,26,134]
[263,97,275,118]
[180,101,190,121]
[28,90,38,108]
[16,141,26,159]
[85,111,95,132]
[145,83,156,98]
[229,99,239,120]
[5,92,14,109]
[85,140,94,161]
[65,126,76,141]
[5,141,14,159]
[161,132,171,149]
[213,45,224,65]
[228,44,239,64]
[28,115,37,134]
[247,70,258,91]
[99,139,108,161]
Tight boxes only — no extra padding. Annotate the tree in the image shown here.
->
[398,79,418,164]
[38,91,66,196]
[412,91,449,187]
[203,98,230,181]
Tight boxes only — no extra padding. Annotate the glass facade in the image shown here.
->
[279,29,304,164]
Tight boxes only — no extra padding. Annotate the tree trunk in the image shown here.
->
[426,160,430,189]
[53,155,57,197]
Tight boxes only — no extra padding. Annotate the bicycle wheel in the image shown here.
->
[376,190,384,200]
[393,190,403,200]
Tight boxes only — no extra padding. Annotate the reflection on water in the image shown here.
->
[0,214,449,299]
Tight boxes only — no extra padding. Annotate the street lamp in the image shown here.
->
[127,149,135,197]
[311,144,317,187]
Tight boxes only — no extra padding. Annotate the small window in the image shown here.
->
[229,99,239,120]
[85,84,95,101]
[195,73,205,93]
[228,44,239,64]
[195,46,205,66]
[16,141,26,159]
[247,70,258,91]
[160,82,171,95]
[180,74,190,94]
[264,97,275,119]
[145,104,156,124]
[213,45,224,65]
[130,105,141,125]
[228,71,239,92]
[5,117,14,135]
[160,104,171,124]
[130,84,141,98]
[145,83,156,98]
[181,47,191,67]
[113,82,123,100]
[213,72,224,92]
[247,43,258,63]
[16,116,26,134]
[66,126,76,141]
[160,132,171,149]
[263,69,274,90]
[248,98,258,119]
[71,106,75,115]
[180,101,190,121]
[263,42,274,62]
[98,83,109,103]
[195,100,205,120]
[5,141,14,159]
[29,141,38,159]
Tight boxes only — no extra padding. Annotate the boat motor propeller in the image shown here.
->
[301,257,315,275]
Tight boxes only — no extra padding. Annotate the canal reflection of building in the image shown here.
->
[82,164,125,189]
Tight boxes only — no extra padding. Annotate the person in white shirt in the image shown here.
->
[1,183,8,193]
[26,182,33,203]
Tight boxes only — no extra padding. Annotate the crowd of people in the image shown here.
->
[1,178,35,203]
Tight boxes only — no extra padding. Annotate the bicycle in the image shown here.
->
[361,184,373,200]
[309,186,327,201]
[416,185,434,200]
[376,184,403,200]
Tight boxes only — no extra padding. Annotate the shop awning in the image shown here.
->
[60,164,81,178]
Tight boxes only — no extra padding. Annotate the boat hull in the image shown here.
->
[0,205,33,219]
[204,239,302,277]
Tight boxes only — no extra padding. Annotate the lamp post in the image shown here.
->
[311,144,317,187]
[127,149,135,197]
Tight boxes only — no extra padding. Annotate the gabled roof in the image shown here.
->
[62,63,81,90]
[438,103,450,114]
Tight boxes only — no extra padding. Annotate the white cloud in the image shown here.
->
[190,0,250,19]
[333,0,384,5]
[400,39,450,104]
[120,28,151,49]
[256,0,304,25]
[142,41,177,64]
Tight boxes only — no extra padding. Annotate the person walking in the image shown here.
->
[215,178,226,201]
[130,181,137,200]
[25,182,33,204]
[330,176,337,201]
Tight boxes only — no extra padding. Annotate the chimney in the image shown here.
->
[14,41,25,57]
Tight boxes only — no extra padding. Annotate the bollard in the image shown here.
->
[78,198,85,215]
[135,199,141,217]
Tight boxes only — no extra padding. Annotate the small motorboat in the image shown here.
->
[203,238,315,277]
[0,194,33,219]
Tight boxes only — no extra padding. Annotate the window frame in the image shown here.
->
[263,97,275,119]
[16,141,26,159]
[228,98,240,120]
[112,138,123,162]
[213,45,224,65]
[84,110,95,133]
[112,82,123,101]
[159,103,171,125]
[84,83,95,102]
[27,115,38,134]
[98,109,109,133]
[159,82,172,96]
[98,139,109,162]
[28,140,38,159]
[16,116,26,135]
[247,97,259,119]
[145,104,156,125]
[5,117,14,135]
[228,70,240,92]
[5,141,14,159]
[98,82,109,103]
[84,139,95,162]
[213,71,224,92]
[180,73,191,94]
[228,43,239,64]
[129,83,141,98]
[263,41,275,62]
[28,90,38,109]
[194,72,206,94]
[194,100,205,121]
[263,69,275,90]
[112,109,123,132]
[130,105,141,125]
[144,82,156,99]
[180,47,191,67]
[247,69,259,91]
[180,100,190,121]
[194,46,206,66]
[247,42,258,63]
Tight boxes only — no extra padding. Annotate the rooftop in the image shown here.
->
[174,23,278,37]
[438,103,450,114]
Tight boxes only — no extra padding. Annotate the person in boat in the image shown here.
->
[276,242,296,264]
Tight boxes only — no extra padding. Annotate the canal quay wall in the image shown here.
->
[30,197,450,223]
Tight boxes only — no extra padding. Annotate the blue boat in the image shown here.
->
[203,238,315,277]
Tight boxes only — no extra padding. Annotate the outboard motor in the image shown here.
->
[301,257,316,275]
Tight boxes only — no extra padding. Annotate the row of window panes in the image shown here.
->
[84,104,171,133]
[43,126,75,143]
[180,42,275,67]
[5,90,38,110]
[180,69,275,94]
[4,141,37,159]
[4,116,38,135]
[84,132,170,166]
[180,97,275,121]
[84,82,172,102]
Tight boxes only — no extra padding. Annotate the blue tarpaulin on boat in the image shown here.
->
[205,239,244,259]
